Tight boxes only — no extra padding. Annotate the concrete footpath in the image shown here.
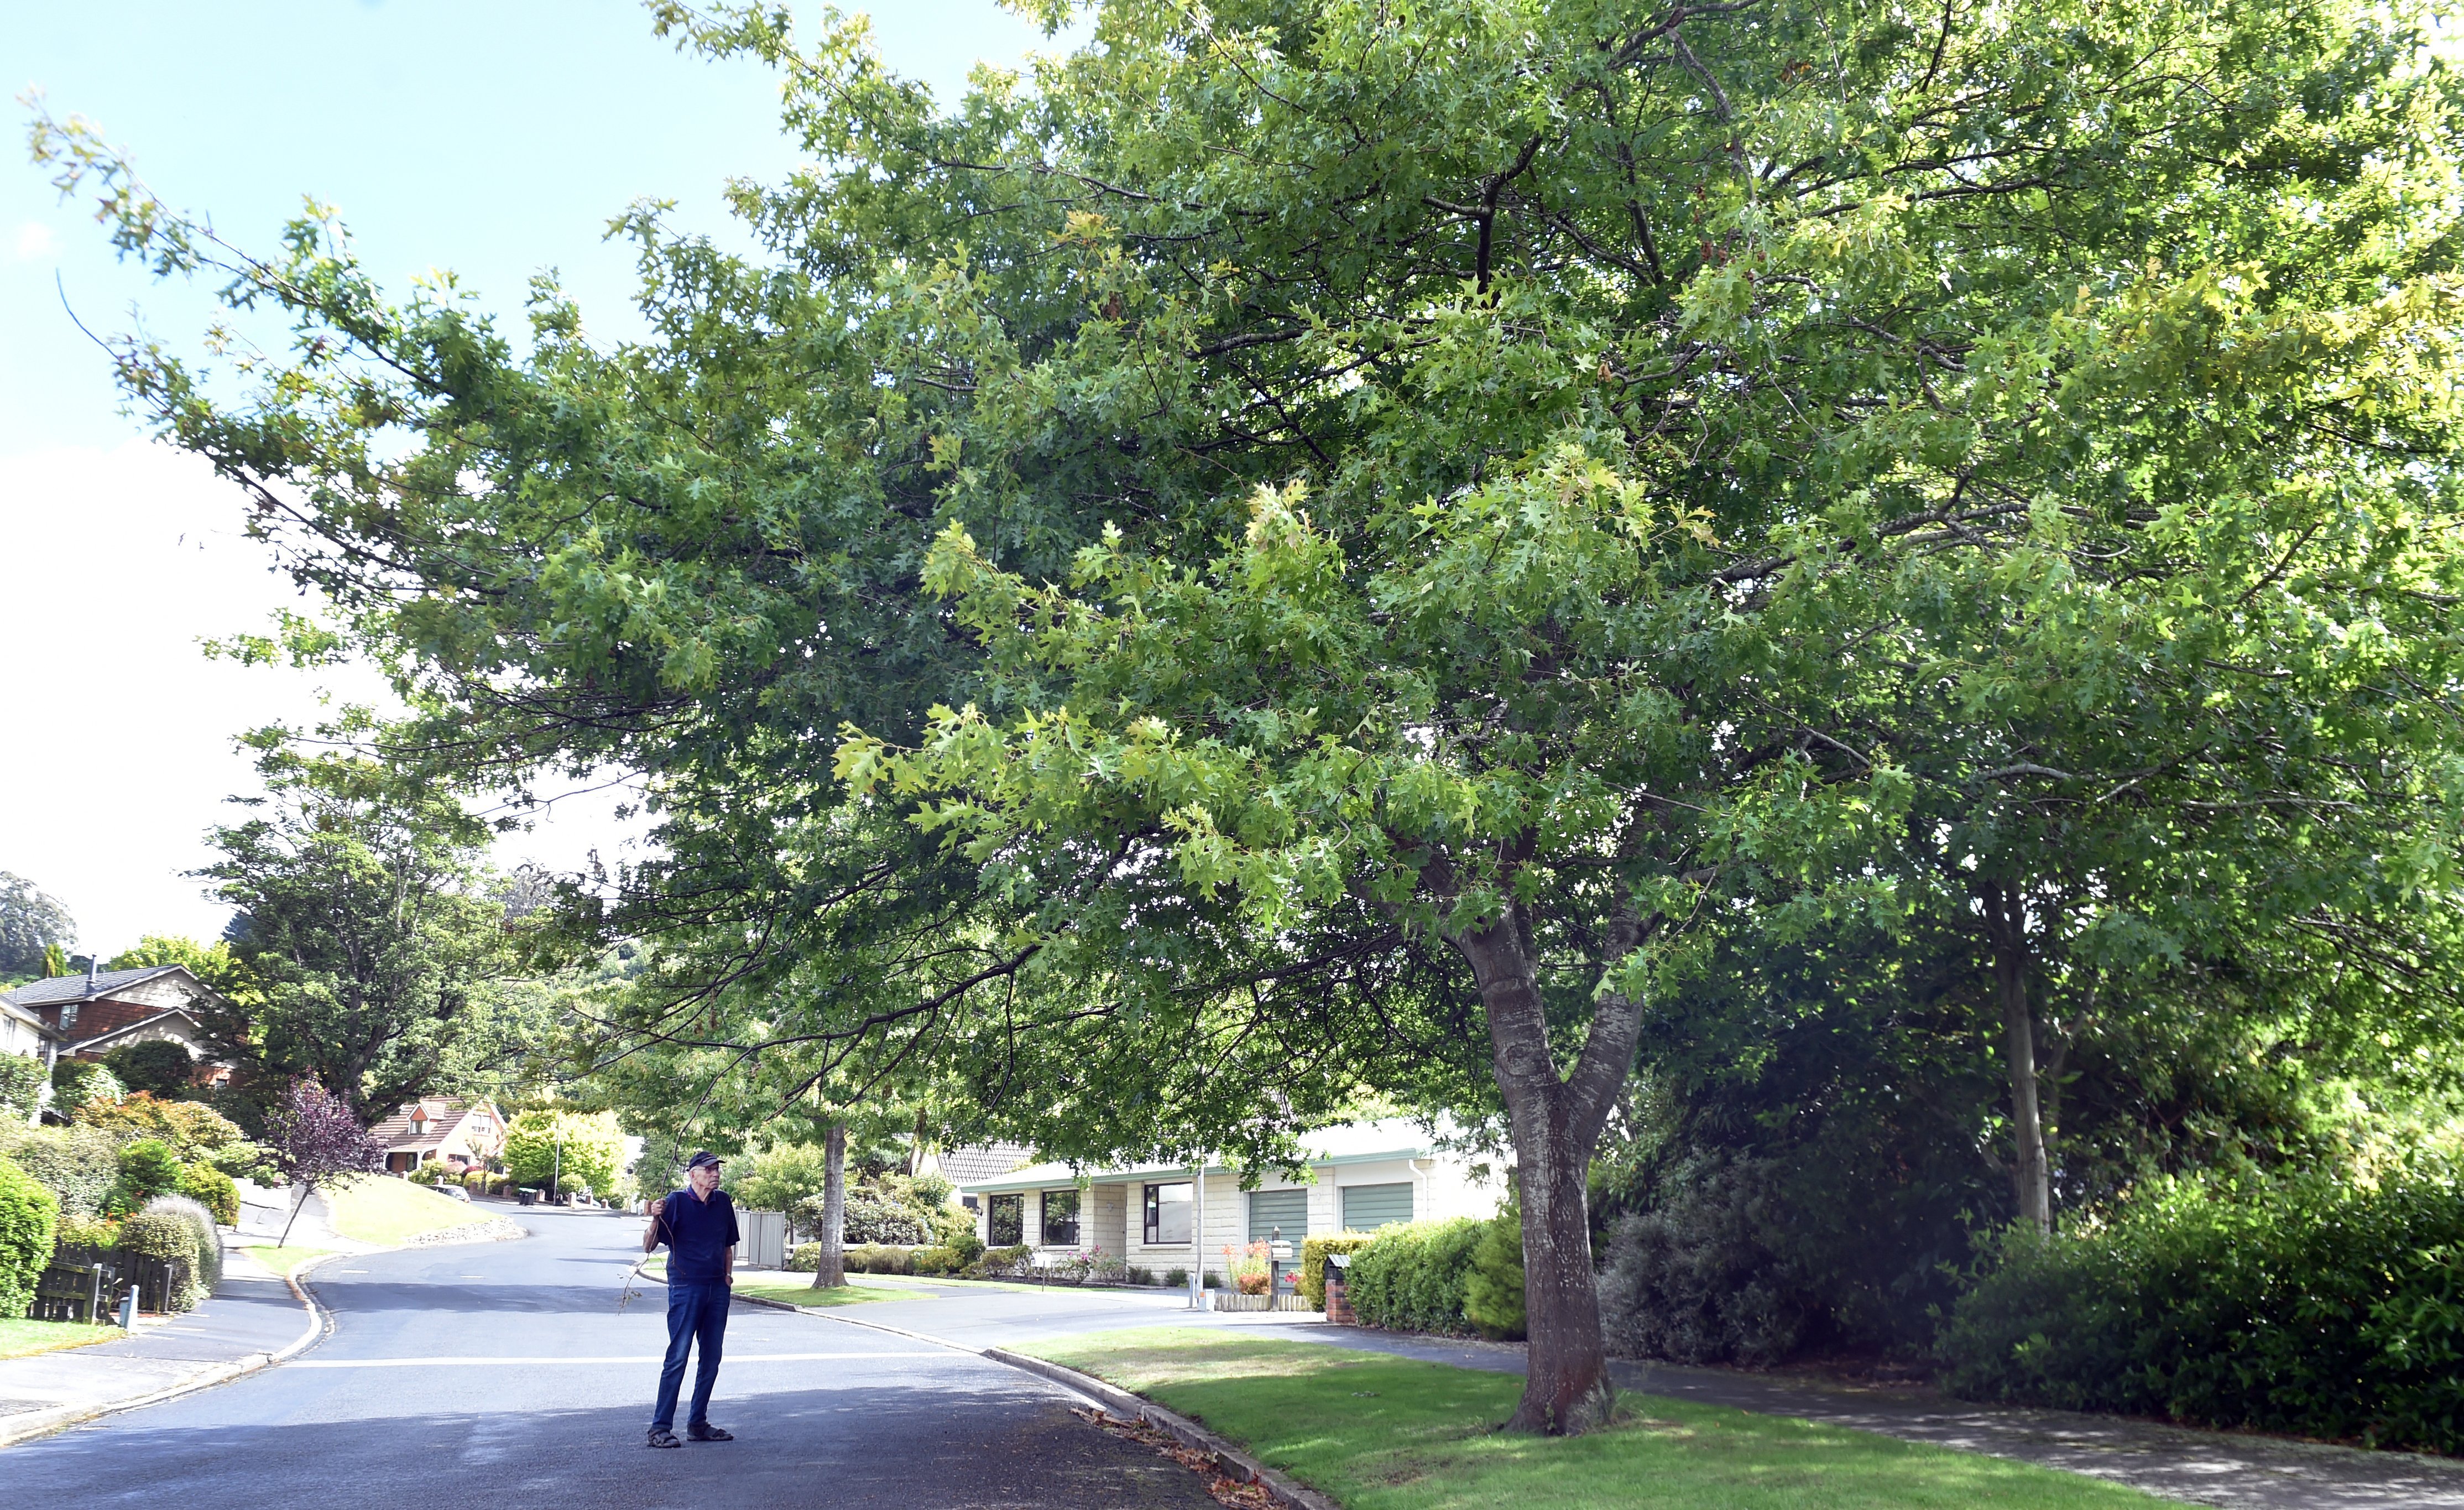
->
[0,1245,316,1447]
[785,1275,2464,1510]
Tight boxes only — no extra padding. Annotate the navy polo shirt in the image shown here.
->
[655,1187,739,1283]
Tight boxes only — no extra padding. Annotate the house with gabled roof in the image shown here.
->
[0,962,227,1090]
[368,1096,506,1174]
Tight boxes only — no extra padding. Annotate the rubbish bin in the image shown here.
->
[518,1189,537,1206]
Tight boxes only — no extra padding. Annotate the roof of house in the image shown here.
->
[369,1097,498,1152]
[935,1143,1036,1185]
[3,965,189,1007]
[66,1009,205,1056]
[956,1120,1449,1195]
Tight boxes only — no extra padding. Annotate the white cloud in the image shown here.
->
[12,222,58,263]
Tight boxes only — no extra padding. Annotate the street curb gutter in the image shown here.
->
[984,1348,1343,1510]
[732,1293,1337,1510]
[0,1250,338,1451]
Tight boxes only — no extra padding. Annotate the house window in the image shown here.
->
[1040,1189,1080,1246]
[960,1195,980,1212]
[1143,1182,1192,1245]
[988,1194,1022,1246]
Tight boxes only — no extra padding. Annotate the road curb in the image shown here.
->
[0,1247,335,1451]
[732,1289,1336,1510]
[983,1348,1342,1510]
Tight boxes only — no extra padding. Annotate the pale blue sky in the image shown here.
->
[0,1,1078,955]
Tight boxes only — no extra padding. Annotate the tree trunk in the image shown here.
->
[279,1182,311,1246]
[1453,903,1645,1436]
[811,1121,847,1289]
[1983,881,2051,1233]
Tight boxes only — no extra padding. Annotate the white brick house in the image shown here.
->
[956,1119,1504,1284]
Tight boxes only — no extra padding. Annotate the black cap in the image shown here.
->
[686,1150,724,1171]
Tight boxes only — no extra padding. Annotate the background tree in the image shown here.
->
[501,1107,621,1198]
[199,734,515,1121]
[0,872,75,981]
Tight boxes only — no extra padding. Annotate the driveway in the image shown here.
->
[2,1210,1217,1509]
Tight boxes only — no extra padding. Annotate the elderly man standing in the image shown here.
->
[644,1150,739,1448]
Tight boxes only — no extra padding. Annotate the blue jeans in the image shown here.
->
[651,1280,730,1432]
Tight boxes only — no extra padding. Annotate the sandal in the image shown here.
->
[646,1429,682,1449]
[687,1424,735,1442]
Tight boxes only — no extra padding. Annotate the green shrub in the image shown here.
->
[208,1141,278,1183]
[913,1245,963,1275]
[49,1059,122,1114]
[0,1052,44,1118]
[116,1210,210,1311]
[102,1040,196,1098]
[1163,1266,1189,1288]
[1462,1205,1527,1341]
[857,1243,915,1275]
[144,1194,222,1296]
[1596,1154,1818,1366]
[179,1163,240,1226]
[56,1213,117,1249]
[0,1154,60,1319]
[109,1138,184,1215]
[1938,1163,2464,1452]
[971,1243,1032,1279]
[1299,1232,1376,1309]
[948,1225,985,1266]
[1345,1218,1484,1334]
[0,1123,122,1217]
[786,1241,821,1273]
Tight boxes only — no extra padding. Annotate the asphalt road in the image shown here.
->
[6,1208,1220,1509]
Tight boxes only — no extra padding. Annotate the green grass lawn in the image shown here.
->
[732,1275,933,1308]
[0,1317,122,1360]
[323,1178,483,1245]
[245,1245,337,1275]
[1029,1329,2168,1510]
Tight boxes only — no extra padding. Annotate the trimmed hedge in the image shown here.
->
[0,1153,60,1319]
[1462,1206,1526,1341]
[1299,1232,1375,1309]
[117,1211,210,1311]
[1938,1164,2464,1452]
[144,1194,222,1297]
[1345,1218,1484,1334]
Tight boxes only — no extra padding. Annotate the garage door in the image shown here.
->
[1248,1188,1309,1244]
[1339,1182,1413,1231]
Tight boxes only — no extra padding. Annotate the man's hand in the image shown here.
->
[643,1197,667,1253]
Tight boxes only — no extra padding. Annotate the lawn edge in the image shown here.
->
[991,1346,1345,1510]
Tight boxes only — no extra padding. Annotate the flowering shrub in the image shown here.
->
[1223,1240,1272,1295]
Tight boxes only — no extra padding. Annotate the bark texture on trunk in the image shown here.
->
[1982,881,2051,1233]
[812,1121,848,1289]
[1453,903,1645,1436]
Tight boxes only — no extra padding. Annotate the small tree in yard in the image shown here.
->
[263,1080,383,1244]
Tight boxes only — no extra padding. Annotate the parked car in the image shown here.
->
[441,1184,472,1202]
